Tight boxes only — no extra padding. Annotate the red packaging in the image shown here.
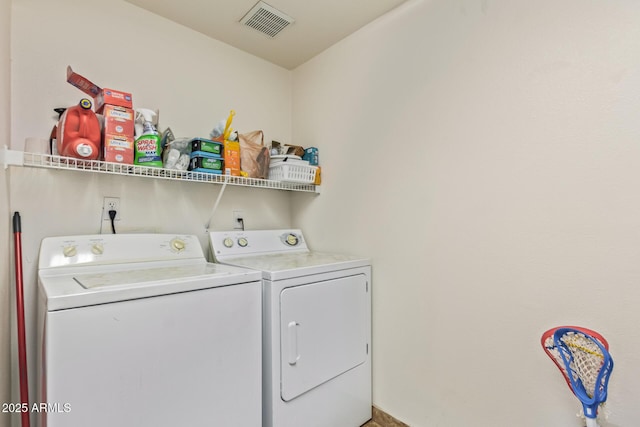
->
[102,105,135,164]
[103,134,135,164]
[103,105,134,136]
[66,66,133,113]
[56,100,102,160]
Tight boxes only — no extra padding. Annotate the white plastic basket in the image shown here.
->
[269,163,317,184]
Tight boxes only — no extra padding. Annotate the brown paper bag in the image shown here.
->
[239,130,270,179]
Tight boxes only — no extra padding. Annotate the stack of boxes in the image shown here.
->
[66,66,135,164]
[188,138,224,174]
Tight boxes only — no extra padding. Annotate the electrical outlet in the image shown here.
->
[102,197,121,221]
[233,210,244,230]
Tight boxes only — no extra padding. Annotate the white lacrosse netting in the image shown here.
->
[544,334,572,380]
[558,331,606,398]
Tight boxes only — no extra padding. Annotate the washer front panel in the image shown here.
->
[43,281,262,427]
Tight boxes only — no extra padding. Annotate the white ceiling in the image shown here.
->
[124,0,409,70]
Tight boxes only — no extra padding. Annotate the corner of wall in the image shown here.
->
[1,0,12,425]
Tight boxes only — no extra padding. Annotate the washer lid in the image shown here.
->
[39,261,261,311]
[219,251,370,281]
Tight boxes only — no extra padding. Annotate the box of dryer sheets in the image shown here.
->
[102,104,135,164]
[189,152,224,174]
[190,138,223,157]
[66,66,133,113]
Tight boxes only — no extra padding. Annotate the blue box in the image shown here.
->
[302,147,319,165]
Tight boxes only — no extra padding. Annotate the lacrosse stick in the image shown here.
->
[543,327,614,427]
[541,326,609,395]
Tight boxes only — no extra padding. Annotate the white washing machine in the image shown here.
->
[209,229,372,427]
[37,234,263,427]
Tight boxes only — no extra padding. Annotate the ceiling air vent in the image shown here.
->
[240,1,294,38]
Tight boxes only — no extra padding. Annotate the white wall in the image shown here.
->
[1,0,11,423]
[293,0,640,426]
[8,1,295,425]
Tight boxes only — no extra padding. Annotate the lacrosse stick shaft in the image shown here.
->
[585,417,599,427]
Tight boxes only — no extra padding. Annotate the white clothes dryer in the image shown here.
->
[37,234,263,427]
[210,229,372,427]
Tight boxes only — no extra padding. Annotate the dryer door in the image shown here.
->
[280,274,368,401]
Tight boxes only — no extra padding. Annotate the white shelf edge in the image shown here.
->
[2,145,25,169]
[3,149,320,193]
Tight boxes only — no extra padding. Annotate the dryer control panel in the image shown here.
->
[210,229,309,260]
[39,234,204,269]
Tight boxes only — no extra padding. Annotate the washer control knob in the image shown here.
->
[91,243,104,255]
[170,238,186,252]
[63,245,77,258]
[238,237,248,247]
[223,238,234,248]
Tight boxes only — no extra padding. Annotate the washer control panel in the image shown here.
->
[39,234,204,269]
[210,229,308,260]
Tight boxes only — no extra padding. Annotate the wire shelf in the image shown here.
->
[13,150,318,193]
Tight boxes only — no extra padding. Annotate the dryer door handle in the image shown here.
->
[287,321,300,365]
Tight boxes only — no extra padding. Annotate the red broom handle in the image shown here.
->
[13,213,31,427]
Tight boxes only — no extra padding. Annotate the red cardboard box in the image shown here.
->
[103,104,134,136]
[66,66,132,113]
[102,104,135,164]
[103,134,135,164]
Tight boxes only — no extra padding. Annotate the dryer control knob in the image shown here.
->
[91,243,104,255]
[223,238,234,248]
[238,237,248,247]
[170,238,186,252]
[63,245,77,258]
[285,233,299,246]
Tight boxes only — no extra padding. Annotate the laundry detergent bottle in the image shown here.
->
[56,98,101,160]
[134,108,162,167]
